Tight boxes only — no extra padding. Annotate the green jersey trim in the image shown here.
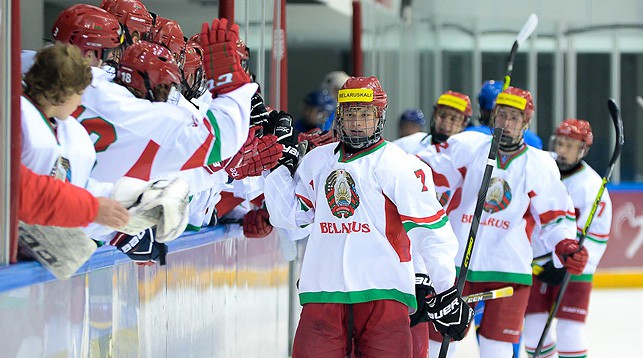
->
[299,288,417,309]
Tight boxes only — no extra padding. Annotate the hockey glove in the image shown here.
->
[410,274,436,327]
[198,18,251,96]
[243,134,283,177]
[111,228,168,266]
[426,285,473,341]
[555,239,589,275]
[250,92,270,129]
[224,126,261,180]
[269,110,303,175]
[535,260,567,286]
[243,209,273,239]
[113,178,190,243]
[298,128,337,152]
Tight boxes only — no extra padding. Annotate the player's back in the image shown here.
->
[76,68,203,182]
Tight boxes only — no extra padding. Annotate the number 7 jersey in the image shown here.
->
[264,140,459,307]
[74,67,256,183]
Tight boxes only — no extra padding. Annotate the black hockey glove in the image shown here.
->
[112,227,168,266]
[426,285,473,341]
[250,92,270,130]
[536,260,567,286]
[269,110,303,175]
[410,274,436,327]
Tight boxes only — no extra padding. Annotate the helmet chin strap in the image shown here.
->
[498,135,524,152]
[558,160,582,175]
[430,126,449,144]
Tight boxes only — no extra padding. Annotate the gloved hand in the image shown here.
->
[243,209,273,238]
[224,126,260,180]
[243,134,283,177]
[410,274,436,327]
[250,92,270,129]
[298,128,337,152]
[426,285,473,341]
[111,227,168,266]
[269,110,303,175]
[555,239,589,275]
[535,260,567,286]
[197,18,251,96]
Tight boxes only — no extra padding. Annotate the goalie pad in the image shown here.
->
[114,177,190,243]
[18,222,97,280]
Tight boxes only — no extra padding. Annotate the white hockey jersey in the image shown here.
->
[392,132,432,155]
[532,160,611,280]
[416,131,577,285]
[21,96,95,189]
[265,140,458,310]
[74,67,256,183]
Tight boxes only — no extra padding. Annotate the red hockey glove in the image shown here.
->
[198,18,251,96]
[298,128,337,151]
[555,239,589,275]
[224,126,260,180]
[243,209,273,238]
[243,134,283,177]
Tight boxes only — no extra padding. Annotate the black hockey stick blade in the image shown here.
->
[438,128,503,358]
[606,99,624,178]
[534,99,625,357]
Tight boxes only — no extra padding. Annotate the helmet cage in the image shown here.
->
[549,135,588,170]
[336,103,385,149]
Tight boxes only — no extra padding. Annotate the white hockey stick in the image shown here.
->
[503,13,539,90]
[18,222,97,280]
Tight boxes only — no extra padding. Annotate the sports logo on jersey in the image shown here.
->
[483,177,512,213]
[325,169,360,218]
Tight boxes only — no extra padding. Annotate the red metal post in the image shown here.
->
[219,0,234,22]
[10,0,21,263]
[352,0,363,77]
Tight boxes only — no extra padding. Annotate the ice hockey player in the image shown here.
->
[524,119,611,358]
[416,87,588,358]
[264,76,472,357]
[466,80,543,149]
[397,109,427,139]
[393,90,472,155]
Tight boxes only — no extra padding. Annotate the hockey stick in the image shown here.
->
[438,128,503,358]
[503,13,538,90]
[463,286,514,304]
[533,99,624,357]
[18,222,97,280]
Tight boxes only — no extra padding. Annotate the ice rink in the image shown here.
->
[453,289,643,357]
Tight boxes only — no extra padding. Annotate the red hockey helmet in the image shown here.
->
[107,0,153,44]
[117,41,180,101]
[336,76,388,149]
[556,118,593,146]
[99,0,119,12]
[181,41,206,100]
[150,16,186,63]
[52,4,122,60]
[436,90,473,117]
[494,86,535,121]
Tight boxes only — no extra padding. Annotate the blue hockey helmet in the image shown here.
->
[303,90,336,114]
[477,80,504,111]
[399,109,426,126]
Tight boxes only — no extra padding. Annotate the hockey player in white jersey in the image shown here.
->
[264,76,472,357]
[416,87,588,358]
[524,119,611,358]
[393,90,472,155]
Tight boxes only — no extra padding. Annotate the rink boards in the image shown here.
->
[0,226,290,357]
